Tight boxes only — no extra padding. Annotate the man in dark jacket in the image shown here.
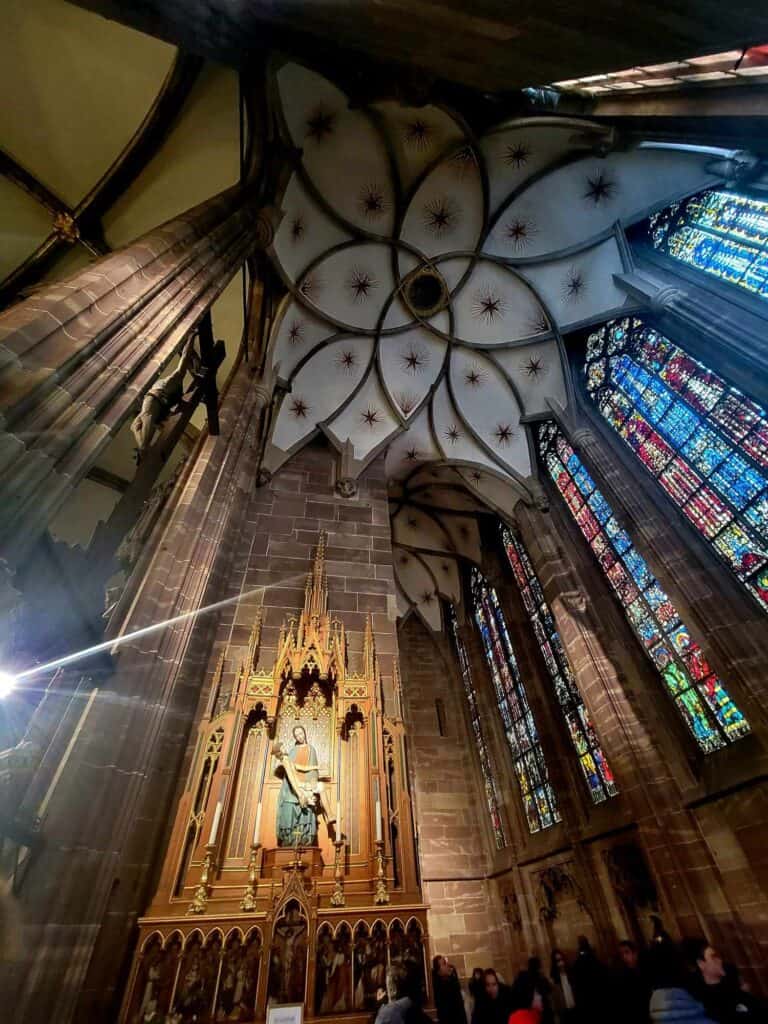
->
[683,939,763,1024]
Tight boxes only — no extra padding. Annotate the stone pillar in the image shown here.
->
[1,354,273,1023]
[0,184,268,574]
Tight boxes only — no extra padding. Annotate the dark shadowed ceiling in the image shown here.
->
[71,0,768,93]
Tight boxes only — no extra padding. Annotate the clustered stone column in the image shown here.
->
[0,186,277,1022]
[0,183,267,576]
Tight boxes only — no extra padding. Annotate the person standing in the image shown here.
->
[614,940,651,1024]
[683,939,763,1024]
[469,967,486,1024]
[549,950,577,1024]
[432,955,467,1024]
[481,968,515,1024]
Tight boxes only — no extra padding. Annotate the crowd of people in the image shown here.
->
[374,934,765,1024]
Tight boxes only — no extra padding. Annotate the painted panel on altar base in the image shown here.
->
[173,930,222,1022]
[353,921,387,1011]
[216,929,262,1022]
[268,900,309,1007]
[315,923,353,1015]
[126,932,181,1024]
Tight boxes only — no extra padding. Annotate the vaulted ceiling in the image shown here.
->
[261,60,728,628]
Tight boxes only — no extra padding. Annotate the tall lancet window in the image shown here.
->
[448,605,507,849]
[470,568,561,834]
[584,318,768,613]
[647,189,768,300]
[539,422,750,754]
[501,526,618,804]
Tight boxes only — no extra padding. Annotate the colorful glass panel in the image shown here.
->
[471,569,561,834]
[648,189,768,300]
[539,422,750,754]
[449,605,507,849]
[585,318,768,612]
[502,526,618,805]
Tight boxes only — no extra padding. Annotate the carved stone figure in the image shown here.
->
[274,725,335,846]
[131,339,202,461]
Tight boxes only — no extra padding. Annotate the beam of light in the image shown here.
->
[0,670,17,698]
[14,573,308,683]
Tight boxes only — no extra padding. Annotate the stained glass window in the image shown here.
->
[647,189,768,300]
[501,526,618,804]
[584,317,768,613]
[539,422,750,754]
[449,605,507,848]
[471,568,561,833]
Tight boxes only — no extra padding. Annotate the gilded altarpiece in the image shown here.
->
[120,537,428,1023]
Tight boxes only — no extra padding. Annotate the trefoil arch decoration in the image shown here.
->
[583,317,768,612]
[538,421,750,753]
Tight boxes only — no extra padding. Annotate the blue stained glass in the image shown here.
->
[574,464,597,496]
[623,548,652,589]
[584,317,768,614]
[472,568,560,833]
[647,188,768,302]
[744,496,768,542]
[503,525,618,805]
[638,379,673,422]
[681,427,730,476]
[449,606,507,849]
[657,402,701,448]
[587,490,612,524]
[710,453,765,510]
[539,422,750,753]
[605,518,632,554]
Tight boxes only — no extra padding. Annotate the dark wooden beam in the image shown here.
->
[0,51,203,309]
[85,466,132,493]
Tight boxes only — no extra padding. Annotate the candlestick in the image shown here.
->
[209,800,223,845]
[330,838,346,907]
[375,798,382,842]
[240,843,262,912]
[374,839,390,905]
[187,845,214,915]
[252,801,263,846]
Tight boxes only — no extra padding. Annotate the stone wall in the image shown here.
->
[397,614,512,979]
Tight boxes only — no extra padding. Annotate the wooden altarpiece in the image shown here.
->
[120,536,429,1024]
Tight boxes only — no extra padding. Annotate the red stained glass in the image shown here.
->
[712,392,760,442]
[576,504,600,541]
[659,457,702,505]
[683,487,732,538]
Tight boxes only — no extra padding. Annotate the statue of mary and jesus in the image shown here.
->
[274,725,336,847]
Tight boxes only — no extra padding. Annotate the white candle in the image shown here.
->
[253,802,263,845]
[375,799,382,842]
[209,800,223,845]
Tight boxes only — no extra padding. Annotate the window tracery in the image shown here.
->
[448,605,507,848]
[647,189,768,300]
[584,318,768,612]
[470,569,560,833]
[539,422,750,753]
[501,526,618,804]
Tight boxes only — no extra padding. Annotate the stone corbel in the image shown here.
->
[334,439,359,498]
[612,269,685,313]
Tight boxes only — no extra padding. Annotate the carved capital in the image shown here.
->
[529,481,550,513]
[560,589,588,614]
[256,468,272,488]
[570,426,596,450]
[335,477,358,499]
